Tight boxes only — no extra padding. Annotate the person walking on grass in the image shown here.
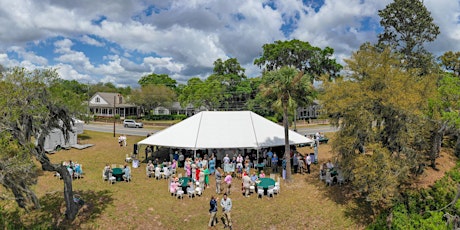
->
[220,193,232,229]
[224,173,232,195]
[208,195,218,229]
[215,167,222,194]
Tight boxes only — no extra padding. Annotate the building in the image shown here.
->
[89,92,139,118]
[152,102,204,116]
[296,100,321,120]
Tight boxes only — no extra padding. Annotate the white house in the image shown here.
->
[89,92,139,118]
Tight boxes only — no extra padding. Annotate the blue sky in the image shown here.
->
[0,0,459,87]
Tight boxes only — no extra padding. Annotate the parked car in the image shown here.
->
[123,119,143,128]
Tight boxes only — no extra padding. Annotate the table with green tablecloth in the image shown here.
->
[179,177,194,192]
[256,178,275,189]
[112,168,124,181]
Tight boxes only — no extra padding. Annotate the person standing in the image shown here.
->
[271,153,278,173]
[282,158,287,180]
[306,154,312,174]
[224,173,232,195]
[208,195,218,229]
[293,152,299,174]
[220,193,232,229]
[266,149,273,167]
[215,167,222,194]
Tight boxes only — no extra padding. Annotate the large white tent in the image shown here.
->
[138,111,314,149]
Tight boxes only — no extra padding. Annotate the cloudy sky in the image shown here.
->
[0,0,459,87]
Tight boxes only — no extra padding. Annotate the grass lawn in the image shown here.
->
[2,130,370,229]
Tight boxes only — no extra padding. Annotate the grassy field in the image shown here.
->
[2,130,371,229]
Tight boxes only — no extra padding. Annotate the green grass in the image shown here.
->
[1,130,367,229]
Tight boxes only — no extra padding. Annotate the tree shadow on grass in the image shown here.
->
[307,177,374,226]
[2,190,114,229]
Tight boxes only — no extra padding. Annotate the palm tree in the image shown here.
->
[259,66,315,181]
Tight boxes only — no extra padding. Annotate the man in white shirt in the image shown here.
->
[220,193,233,229]
[306,154,312,174]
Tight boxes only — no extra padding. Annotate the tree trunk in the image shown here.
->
[455,132,460,158]
[283,103,292,182]
[429,123,446,169]
[34,135,79,221]
[59,166,79,220]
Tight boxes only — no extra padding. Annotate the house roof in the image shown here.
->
[138,111,314,149]
[89,92,136,108]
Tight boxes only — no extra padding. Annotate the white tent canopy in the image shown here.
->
[138,111,314,150]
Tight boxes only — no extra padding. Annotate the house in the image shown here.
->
[89,92,139,118]
[152,102,204,116]
[296,100,321,120]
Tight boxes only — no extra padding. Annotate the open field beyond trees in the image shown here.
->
[0,130,456,229]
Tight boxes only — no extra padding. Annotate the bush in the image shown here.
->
[144,114,187,121]
[368,161,460,229]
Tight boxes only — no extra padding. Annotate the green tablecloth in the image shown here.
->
[179,177,193,188]
[256,178,275,189]
[112,168,124,181]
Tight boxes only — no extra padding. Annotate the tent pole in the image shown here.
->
[194,149,196,159]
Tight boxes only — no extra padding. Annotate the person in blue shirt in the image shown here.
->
[208,195,218,228]
[122,164,131,182]
[271,153,279,173]
[266,149,273,167]
[282,158,287,180]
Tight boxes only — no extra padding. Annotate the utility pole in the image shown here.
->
[113,95,116,137]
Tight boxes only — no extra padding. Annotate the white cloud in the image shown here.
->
[80,35,105,47]
[0,0,458,87]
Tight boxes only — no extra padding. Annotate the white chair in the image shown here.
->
[176,189,184,199]
[154,167,161,180]
[146,166,151,178]
[163,167,170,179]
[102,169,108,181]
[55,172,62,179]
[195,182,203,196]
[108,172,116,184]
[187,186,195,198]
[337,172,344,186]
[325,171,332,186]
[257,186,264,198]
[249,185,255,194]
[274,178,280,194]
[267,185,275,198]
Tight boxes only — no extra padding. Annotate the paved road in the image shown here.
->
[84,123,159,137]
[84,123,338,137]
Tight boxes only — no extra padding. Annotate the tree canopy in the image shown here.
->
[378,0,440,72]
[138,73,177,89]
[258,66,315,181]
[253,39,342,82]
[0,67,84,220]
[321,44,436,210]
[439,51,460,77]
[129,84,176,115]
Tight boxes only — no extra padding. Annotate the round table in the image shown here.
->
[256,177,275,189]
[112,168,124,181]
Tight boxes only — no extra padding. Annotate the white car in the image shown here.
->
[123,119,143,128]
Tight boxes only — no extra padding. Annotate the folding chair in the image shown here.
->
[257,186,264,198]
